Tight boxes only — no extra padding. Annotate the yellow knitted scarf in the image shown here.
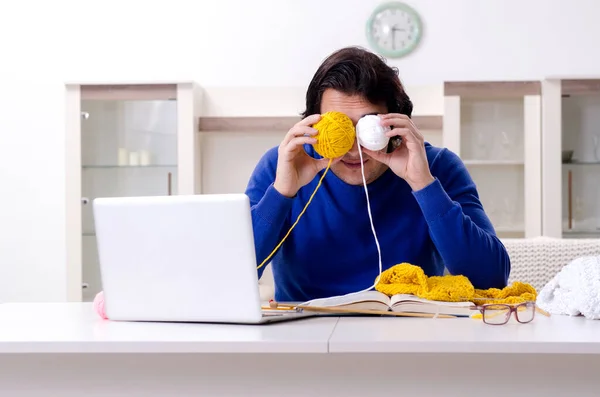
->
[374,263,536,305]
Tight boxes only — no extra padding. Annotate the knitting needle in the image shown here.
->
[260,299,298,311]
[467,298,551,317]
[300,305,456,318]
[536,307,551,317]
[272,302,456,318]
[261,305,297,311]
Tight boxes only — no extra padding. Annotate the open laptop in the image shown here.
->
[92,193,311,324]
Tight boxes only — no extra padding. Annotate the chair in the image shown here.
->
[502,237,600,292]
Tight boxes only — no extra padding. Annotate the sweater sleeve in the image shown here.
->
[244,147,294,278]
[411,148,511,289]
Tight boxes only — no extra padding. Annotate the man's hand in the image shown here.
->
[362,113,434,191]
[273,114,333,197]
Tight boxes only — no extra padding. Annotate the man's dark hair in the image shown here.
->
[301,46,413,118]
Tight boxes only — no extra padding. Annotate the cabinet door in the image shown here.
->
[444,82,542,238]
[80,93,178,301]
[543,78,600,238]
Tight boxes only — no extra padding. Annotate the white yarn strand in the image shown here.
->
[298,135,383,307]
[354,138,384,291]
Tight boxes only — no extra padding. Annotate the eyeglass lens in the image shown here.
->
[515,302,535,323]
[483,302,535,325]
[483,305,512,325]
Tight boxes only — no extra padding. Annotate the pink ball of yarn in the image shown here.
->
[93,291,108,320]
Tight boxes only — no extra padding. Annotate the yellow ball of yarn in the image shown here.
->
[312,111,356,159]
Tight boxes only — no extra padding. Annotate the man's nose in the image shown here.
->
[347,140,359,156]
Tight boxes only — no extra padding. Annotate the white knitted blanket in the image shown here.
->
[536,256,600,320]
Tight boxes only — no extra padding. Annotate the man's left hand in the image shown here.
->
[362,113,435,191]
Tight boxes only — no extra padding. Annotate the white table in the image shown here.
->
[328,316,600,396]
[0,303,335,354]
[1,303,599,396]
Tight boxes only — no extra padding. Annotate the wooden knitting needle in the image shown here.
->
[536,307,551,317]
[466,298,551,317]
[272,302,456,318]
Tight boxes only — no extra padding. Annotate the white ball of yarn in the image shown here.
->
[356,115,391,151]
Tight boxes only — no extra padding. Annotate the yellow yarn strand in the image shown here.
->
[256,158,332,270]
[256,111,356,271]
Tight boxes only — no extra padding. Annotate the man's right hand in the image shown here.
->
[273,114,332,198]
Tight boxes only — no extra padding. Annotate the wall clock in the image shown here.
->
[366,2,423,58]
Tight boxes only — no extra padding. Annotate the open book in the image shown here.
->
[301,290,475,317]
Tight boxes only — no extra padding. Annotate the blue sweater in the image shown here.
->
[245,143,511,302]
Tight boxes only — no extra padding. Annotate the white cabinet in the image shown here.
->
[541,78,600,239]
[65,82,202,302]
[443,82,542,238]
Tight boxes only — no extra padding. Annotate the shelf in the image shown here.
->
[563,161,600,166]
[464,160,524,166]
[444,81,541,99]
[563,229,600,238]
[495,228,525,238]
[82,165,176,169]
[198,115,443,132]
[495,227,525,233]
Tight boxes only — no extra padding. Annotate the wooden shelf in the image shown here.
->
[444,81,541,99]
[561,79,600,96]
[563,161,600,166]
[79,83,178,100]
[563,229,600,238]
[464,160,524,166]
[495,227,525,233]
[198,115,443,132]
[82,165,177,169]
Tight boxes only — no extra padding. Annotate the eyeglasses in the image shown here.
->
[471,301,538,325]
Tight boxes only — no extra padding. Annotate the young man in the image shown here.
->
[245,46,510,302]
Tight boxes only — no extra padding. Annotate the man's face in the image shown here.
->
[320,88,389,185]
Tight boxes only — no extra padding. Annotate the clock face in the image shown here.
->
[366,2,422,58]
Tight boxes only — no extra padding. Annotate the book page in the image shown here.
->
[389,294,475,316]
[302,290,390,308]
[390,294,475,307]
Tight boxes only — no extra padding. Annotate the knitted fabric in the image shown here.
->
[312,111,356,159]
[503,237,600,292]
[375,263,537,304]
[537,255,600,320]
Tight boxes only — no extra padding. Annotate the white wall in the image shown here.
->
[2,0,600,302]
